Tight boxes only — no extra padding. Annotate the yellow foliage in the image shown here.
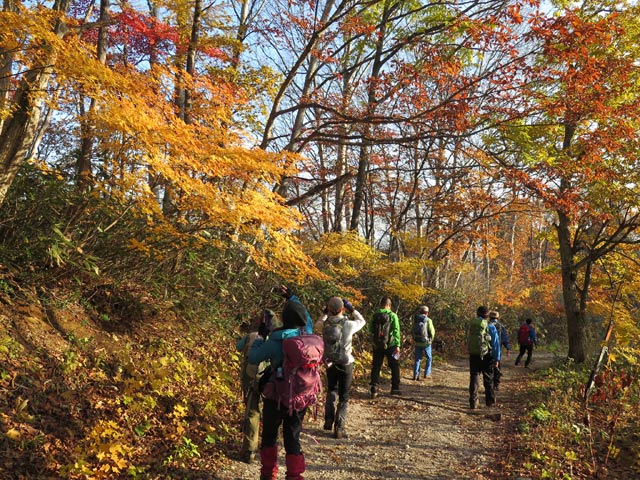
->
[1,6,324,282]
[306,232,382,281]
[171,403,189,420]
[74,420,134,477]
[381,278,428,304]
[611,305,640,348]
[309,231,381,262]
[306,232,434,302]
[4,427,20,441]
[250,229,326,283]
[370,258,434,303]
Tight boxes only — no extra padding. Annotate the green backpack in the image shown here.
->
[467,317,491,356]
[241,332,269,392]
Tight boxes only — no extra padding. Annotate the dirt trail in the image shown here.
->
[217,352,554,480]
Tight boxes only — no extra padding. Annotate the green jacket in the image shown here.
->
[370,308,401,349]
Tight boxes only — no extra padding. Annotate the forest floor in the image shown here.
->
[217,351,555,480]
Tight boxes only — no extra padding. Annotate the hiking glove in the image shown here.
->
[280,285,293,299]
[342,298,354,313]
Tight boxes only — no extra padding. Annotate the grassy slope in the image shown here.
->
[0,283,241,479]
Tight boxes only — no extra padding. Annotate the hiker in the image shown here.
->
[316,296,366,439]
[515,318,537,368]
[488,310,511,393]
[466,306,501,409]
[249,287,320,480]
[236,309,274,464]
[272,285,314,334]
[369,296,402,398]
[412,305,436,381]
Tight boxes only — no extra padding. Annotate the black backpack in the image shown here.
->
[371,311,391,350]
[322,317,349,365]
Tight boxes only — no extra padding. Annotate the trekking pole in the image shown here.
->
[583,283,620,403]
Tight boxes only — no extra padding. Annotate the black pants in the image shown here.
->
[515,344,533,367]
[261,398,306,454]
[325,363,354,428]
[370,347,400,391]
[469,354,495,407]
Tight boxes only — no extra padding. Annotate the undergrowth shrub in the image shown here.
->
[519,350,639,479]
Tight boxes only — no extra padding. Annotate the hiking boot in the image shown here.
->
[470,399,479,409]
[323,421,333,431]
[370,386,377,399]
[241,450,256,464]
[390,389,402,396]
[285,453,305,480]
[334,427,347,439]
[260,446,278,480]
[413,373,419,381]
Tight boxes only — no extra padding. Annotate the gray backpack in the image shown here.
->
[322,317,349,365]
[412,316,431,344]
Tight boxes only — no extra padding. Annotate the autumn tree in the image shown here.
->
[0,0,72,206]
[0,1,323,284]
[489,2,640,362]
[247,0,532,240]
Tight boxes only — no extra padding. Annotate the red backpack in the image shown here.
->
[265,333,324,415]
[518,324,531,345]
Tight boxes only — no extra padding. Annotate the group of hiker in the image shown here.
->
[467,306,538,409]
[236,288,538,480]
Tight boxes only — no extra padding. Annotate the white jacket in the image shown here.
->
[315,309,366,365]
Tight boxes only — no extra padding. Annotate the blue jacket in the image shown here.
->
[488,322,501,362]
[248,327,302,368]
[490,319,511,352]
[528,325,538,345]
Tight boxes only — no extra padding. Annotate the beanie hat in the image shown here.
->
[327,297,344,315]
[477,306,489,318]
[282,301,308,329]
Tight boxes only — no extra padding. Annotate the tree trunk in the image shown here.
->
[273,0,336,198]
[350,1,391,231]
[556,121,587,363]
[164,0,201,215]
[350,141,370,231]
[332,36,354,233]
[0,0,16,135]
[0,0,71,207]
[556,210,587,363]
[77,0,110,188]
